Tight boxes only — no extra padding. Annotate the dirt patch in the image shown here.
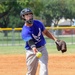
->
[0,54,75,75]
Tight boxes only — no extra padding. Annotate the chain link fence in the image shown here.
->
[0,27,75,46]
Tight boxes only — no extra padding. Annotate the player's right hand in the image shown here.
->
[32,47,38,54]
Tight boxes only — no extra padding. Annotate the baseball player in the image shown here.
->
[20,8,66,75]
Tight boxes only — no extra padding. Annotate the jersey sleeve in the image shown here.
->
[22,33,32,42]
[21,29,32,42]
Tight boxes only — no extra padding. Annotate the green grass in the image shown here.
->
[0,45,25,55]
[0,32,75,55]
[46,43,75,54]
[45,36,75,43]
[0,44,75,55]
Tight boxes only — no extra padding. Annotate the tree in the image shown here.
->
[0,0,75,28]
[40,0,65,26]
[40,0,75,26]
[0,0,23,36]
[64,0,75,19]
[0,0,24,28]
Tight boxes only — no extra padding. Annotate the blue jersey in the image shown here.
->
[21,20,46,50]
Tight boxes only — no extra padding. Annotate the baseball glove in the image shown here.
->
[55,40,67,53]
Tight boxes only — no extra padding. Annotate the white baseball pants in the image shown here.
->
[26,46,48,75]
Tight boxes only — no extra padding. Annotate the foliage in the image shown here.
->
[0,0,75,27]
[0,0,23,28]
[40,0,75,26]
[65,0,75,19]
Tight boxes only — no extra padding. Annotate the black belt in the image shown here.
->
[36,45,44,48]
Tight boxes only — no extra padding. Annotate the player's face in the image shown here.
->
[24,13,33,20]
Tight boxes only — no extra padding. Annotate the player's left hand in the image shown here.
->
[55,40,67,53]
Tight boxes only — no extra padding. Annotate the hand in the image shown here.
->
[32,47,38,54]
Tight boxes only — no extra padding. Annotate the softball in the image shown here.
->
[36,52,42,58]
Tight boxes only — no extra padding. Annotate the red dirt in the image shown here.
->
[0,54,75,75]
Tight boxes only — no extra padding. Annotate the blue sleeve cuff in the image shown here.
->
[23,37,32,42]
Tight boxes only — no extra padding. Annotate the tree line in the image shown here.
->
[0,0,75,28]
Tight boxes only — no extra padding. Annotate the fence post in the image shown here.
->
[12,28,15,46]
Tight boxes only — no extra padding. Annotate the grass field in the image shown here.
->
[0,44,75,55]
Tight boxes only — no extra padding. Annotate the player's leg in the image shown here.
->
[38,46,48,75]
[26,50,38,75]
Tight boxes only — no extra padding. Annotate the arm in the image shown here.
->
[21,30,38,54]
[28,39,38,54]
[43,29,57,41]
[43,29,67,53]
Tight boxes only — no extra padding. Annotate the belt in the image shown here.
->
[36,45,44,48]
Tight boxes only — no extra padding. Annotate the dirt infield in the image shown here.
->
[0,54,75,75]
